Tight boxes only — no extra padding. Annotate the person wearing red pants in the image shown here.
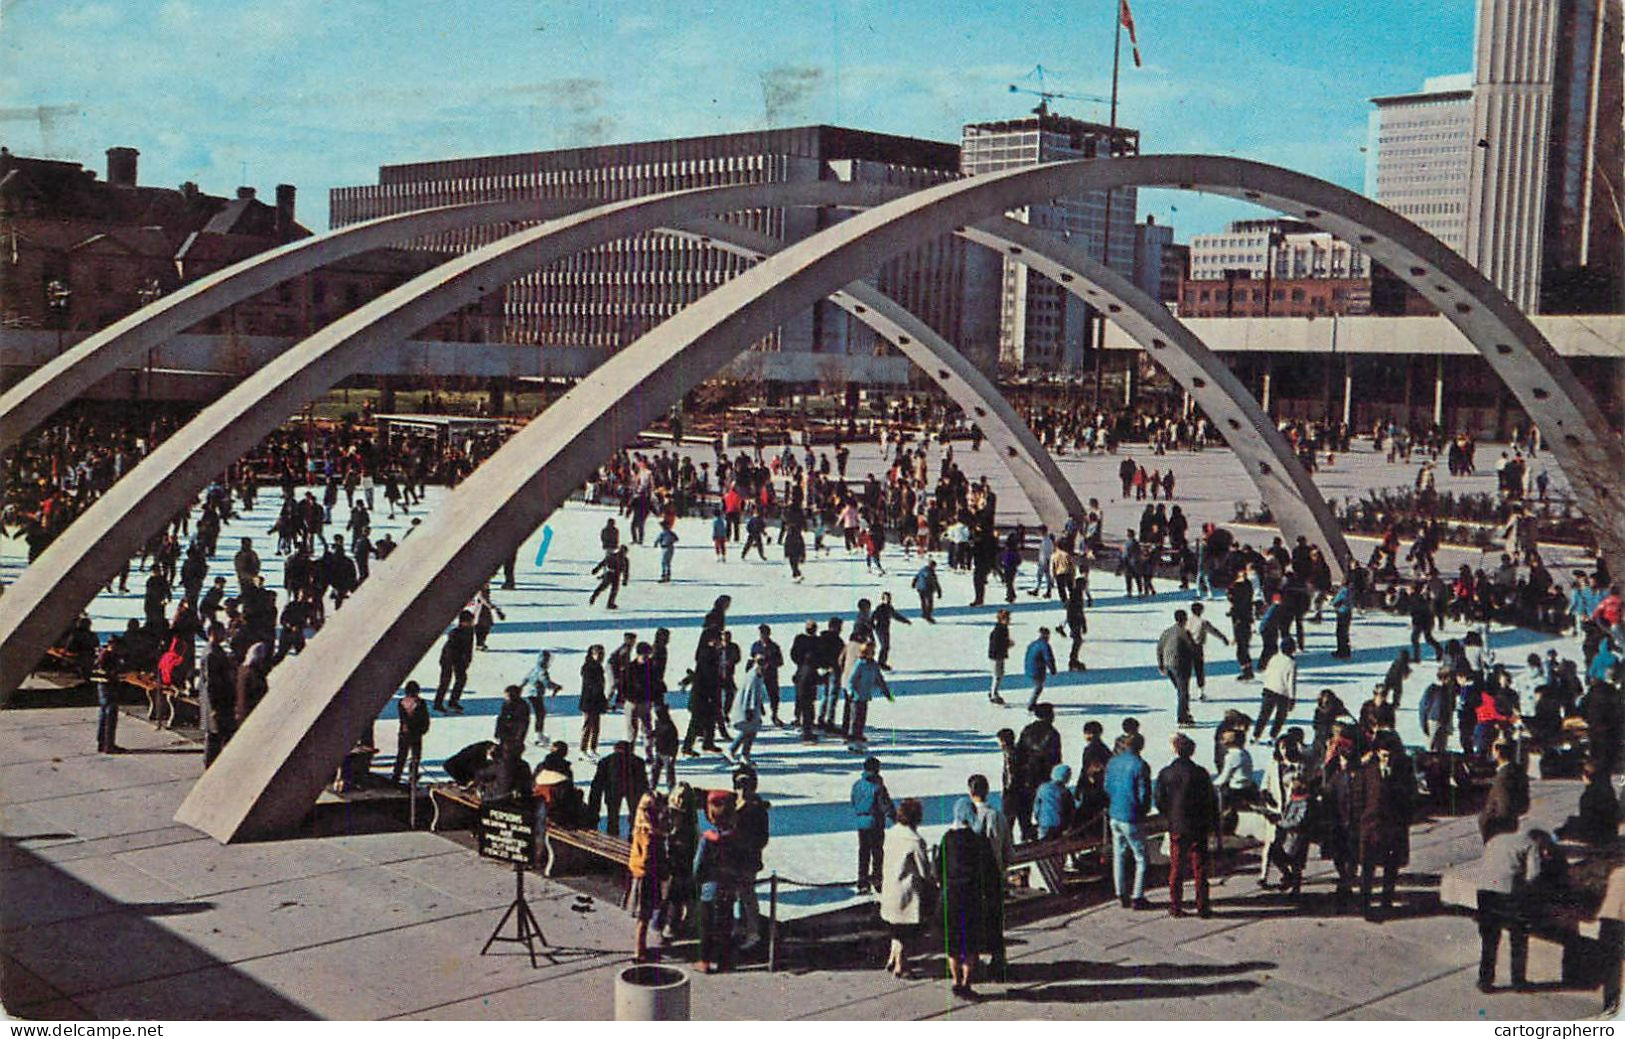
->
[1156,732,1216,917]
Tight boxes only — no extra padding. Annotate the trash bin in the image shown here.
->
[614,964,690,1021]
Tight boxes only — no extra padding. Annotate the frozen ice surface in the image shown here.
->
[2,440,1577,920]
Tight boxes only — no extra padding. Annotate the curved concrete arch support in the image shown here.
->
[964,218,1353,578]
[171,154,1623,841]
[0,180,909,703]
[665,217,1083,530]
[0,198,576,452]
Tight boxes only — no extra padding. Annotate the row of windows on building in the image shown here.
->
[1185,286,1361,303]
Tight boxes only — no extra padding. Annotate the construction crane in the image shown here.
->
[1008,65,1108,118]
[0,104,82,157]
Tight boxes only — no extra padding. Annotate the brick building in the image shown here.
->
[0,147,497,350]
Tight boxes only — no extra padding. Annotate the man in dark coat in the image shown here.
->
[588,740,649,837]
[1477,740,1530,844]
[322,536,359,609]
[1014,704,1062,840]
[791,620,822,740]
[445,740,496,787]
[196,625,235,766]
[434,611,476,712]
[1156,611,1198,725]
[494,684,531,748]
[682,633,725,756]
[1228,568,1256,681]
[1354,734,1413,921]
[1155,733,1217,917]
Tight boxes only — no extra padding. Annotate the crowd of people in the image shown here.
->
[14,399,1623,1011]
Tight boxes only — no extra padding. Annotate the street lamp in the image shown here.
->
[1263,228,1285,316]
[136,278,163,399]
[45,278,70,357]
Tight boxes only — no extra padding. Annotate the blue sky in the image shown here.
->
[2,0,1477,236]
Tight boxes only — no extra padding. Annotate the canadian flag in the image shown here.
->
[1119,0,1143,67]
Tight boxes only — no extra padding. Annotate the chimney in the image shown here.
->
[274,183,296,238]
[236,186,256,200]
[106,146,139,187]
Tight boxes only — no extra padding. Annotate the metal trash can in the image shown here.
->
[614,964,690,1021]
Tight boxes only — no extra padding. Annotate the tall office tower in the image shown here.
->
[1367,74,1476,254]
[1131,215,1183,304]
[960,112,1139,372]
[1540,0,1623,312]
[1463,0,1623,313]
[331,126,974,370]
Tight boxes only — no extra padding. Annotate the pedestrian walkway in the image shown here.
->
[0,695,1601,1019]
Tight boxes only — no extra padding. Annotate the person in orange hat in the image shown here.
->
[693,790,737,973]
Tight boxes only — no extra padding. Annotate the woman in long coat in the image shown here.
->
[878,798,931,978]
[938,797,1001,1001]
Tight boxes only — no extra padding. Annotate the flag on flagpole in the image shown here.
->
[1119,0,1143,67]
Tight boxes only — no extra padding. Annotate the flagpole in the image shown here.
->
[1094,5,1123,410]
[1110,2,1122,129]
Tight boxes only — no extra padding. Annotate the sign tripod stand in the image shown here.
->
[482,862,553,968]
[477,800,553,967]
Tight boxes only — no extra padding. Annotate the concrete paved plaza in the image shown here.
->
[0,438,1610,1019]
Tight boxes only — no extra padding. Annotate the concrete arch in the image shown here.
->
[0,198,576,452]
[169,154,1623,841]
[0,180,910,702]
[678,214,1350,574]
[1,171,1363,708]
[666,216,1082,530]
[0,175,1077,531]
[959,219,1353,576]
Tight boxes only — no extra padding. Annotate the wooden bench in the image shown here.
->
[429,783,481,832]
[1008,815,1171,895]
[332,745,379,792]
[160,688,199,729]
[1009,830,1104,894]
[42,646,84,675]
[543,825,633,877]
[119,671,168,723]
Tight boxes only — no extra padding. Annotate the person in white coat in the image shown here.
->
[879,798,932,979]
[725,656,769,767]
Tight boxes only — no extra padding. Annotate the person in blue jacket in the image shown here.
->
[912,559,943,622]
[1034,763,1075,839]
[1257,593,1284,669]
[710,509,728,560]
[1417,667,1455,753]
[851,756,896,894]
[654,520,679,582]
[1330,578,1355,659]
[1024,627,1058,711]
[1105,731,1154,908]
[845,643,892,748]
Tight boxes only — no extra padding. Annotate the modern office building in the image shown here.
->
[1364,1,1623,314]
[1185,219,1369,284]
[1366,73,1476,254]
[1462,0,1623,313]
[959,112,1139,372]
[330,126,979,378]
[1131,215,1184,305]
